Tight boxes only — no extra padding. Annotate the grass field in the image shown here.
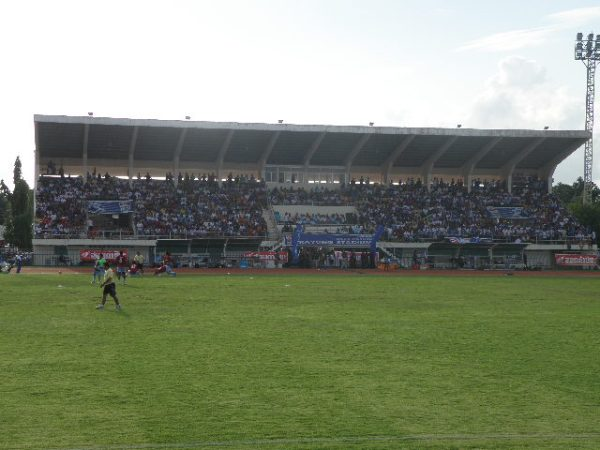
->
[1,272,599,449]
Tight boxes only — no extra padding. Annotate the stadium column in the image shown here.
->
[344,133,372,183]
[82,123,89,183]
[172,128,187,187]
[303,132,326,181]
[461,137,502,193]
[128,126,139,184]
[34,119,40,213]
[217,130,234,181]
[501,138,544,194]
[420,136,458,191]
[382,135,414,184]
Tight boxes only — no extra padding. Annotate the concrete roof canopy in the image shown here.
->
[34,115,589,185]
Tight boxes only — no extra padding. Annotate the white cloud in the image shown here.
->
[457,6,600,53]
[464,55,594,185]
[457,27,554,53]
[546,6,600,26]
[465,57,580,130]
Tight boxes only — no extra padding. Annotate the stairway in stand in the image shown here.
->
[262,208,280,240]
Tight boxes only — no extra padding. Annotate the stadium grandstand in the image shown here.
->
[32,114,596,270]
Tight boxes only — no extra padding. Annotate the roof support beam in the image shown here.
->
[382,135,415,184]
[421,136,458,191]
[217,130,234,180]
[172,128,188,186]
[539,140,586,193]
[303,132,327,180]
[344,133,372,181]
[82,124,90,184]
[128,126,139,184]
[502,138,545,194]
[461,137,502,192]
[259,131,280,178]
[303,132,326,167]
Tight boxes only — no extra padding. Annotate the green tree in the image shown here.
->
[4,158,33,250]
[552,181,577,205]
[13,156,22,186]
[0,179,10,226]
[569,202,600,239]
[553,177,600,205]
[554,177,600,239]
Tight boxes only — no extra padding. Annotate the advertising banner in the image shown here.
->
[80,249,128,263]
[242,251,288,263]
[554,253,597,266]
[446,236,491,244]
[88,200,133,215]
[296,234,375,247]
[487,206,528,219]
[291,224,384,264]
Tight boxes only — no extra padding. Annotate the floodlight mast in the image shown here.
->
[575,32,600,204]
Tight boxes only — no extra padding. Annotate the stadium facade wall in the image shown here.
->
[32,239,156,267]
[29,237,596,270]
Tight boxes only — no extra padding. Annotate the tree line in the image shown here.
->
[553,177,600,239]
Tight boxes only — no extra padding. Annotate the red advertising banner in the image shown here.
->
[554,253,597,266]
[80,249,128,263]
[243,251,288,263]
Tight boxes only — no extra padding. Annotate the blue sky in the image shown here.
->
[1,0,599,188]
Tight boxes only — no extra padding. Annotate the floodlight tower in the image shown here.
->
[575,32,600,204]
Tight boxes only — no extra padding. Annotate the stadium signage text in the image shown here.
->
[554,253,597,266]
[242,251,288,262]
[296,235,374,246]
[80,249,129,263]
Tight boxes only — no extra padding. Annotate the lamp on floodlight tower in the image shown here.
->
[574,32,600,205]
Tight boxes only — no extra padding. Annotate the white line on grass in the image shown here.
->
[40,433,600,450]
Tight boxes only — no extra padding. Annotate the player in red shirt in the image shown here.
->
[154,252,177,276]
[116,250,129,284]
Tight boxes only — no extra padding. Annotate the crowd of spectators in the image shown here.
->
[270,186,347,206]
[271,177,592,244]
[35,172,591,244]
[275,211,348,226]
[133,174,267,238]
[35,173,268,238]
[35,176,88,237]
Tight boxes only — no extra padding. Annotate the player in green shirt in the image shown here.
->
[91,253,106,284]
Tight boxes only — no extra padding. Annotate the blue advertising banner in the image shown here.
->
[88,200,133,215]
[487,206,528,219]
[291,225,384,264]
[296,234,375,247]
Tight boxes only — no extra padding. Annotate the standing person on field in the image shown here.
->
[116,250,128,284]
[97,261,121,310]
[15,254,23,274]
[91,253,106,284]
[133,251,145,275]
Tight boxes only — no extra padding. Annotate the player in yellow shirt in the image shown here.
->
[96,261,121,311]
[133,251,145,275]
